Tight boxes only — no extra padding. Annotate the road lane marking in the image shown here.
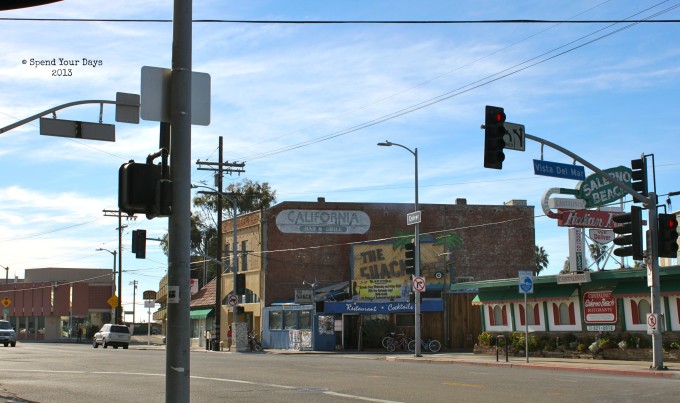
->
[442,381,484,389]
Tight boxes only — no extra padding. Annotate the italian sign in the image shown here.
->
[558,209,620,229]
[568,228,586,272]
[576,166,632,208]
[583,291,617,324]
[276,209,371,234]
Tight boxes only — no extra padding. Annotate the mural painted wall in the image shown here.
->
[351,233,461,298]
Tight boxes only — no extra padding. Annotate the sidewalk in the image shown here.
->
[384,352,680,379]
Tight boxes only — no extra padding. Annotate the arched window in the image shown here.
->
[494,305,504,326]
[637,299,651,325]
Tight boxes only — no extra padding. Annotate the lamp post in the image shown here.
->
[96,248,118,323]
[377,140,421,357]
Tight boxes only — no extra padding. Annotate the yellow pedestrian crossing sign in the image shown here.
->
[107,295,119,308]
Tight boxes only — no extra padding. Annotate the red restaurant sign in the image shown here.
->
[558,209,619,229]
[583,291,617,324]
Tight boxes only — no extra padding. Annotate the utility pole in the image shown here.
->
[167,1,193,399]
[103,209,130,325]
[129,280,138,327]
[196,137,245,351]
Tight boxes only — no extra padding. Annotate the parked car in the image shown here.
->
[92,324,131,349]
[0,320,17,347]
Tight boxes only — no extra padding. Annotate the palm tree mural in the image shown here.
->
[535,245,549,275]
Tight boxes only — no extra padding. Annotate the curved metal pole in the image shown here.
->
[377,140,421,357]
[0,100,115,134]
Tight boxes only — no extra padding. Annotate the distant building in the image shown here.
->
[0,268,114,341]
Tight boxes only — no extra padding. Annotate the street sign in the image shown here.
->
[226,293,239,307]
[518,271,534,294]
[548,197,586,210]
[40,117,115,142]
[533,159,586,180]
[406,211,421,225]
[503,122,525,151]
[412,276,426,292]
[140,66,211,126]
[143,290,157,300]
[115,92,140,124]
[107,295,118,309]
[647,313,659,335]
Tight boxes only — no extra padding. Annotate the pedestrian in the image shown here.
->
[227,325,232,351]
[76,327,82,343]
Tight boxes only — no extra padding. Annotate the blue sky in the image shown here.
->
[1,0,679,318]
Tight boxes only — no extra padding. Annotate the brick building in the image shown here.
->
[209,197,535,350]
[0,268,114,341]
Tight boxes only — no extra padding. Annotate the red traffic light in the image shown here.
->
[667,218,678,230]
[495,111,506,123]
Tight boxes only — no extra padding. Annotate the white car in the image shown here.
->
[92,324,131,349]
[0,320,17,347]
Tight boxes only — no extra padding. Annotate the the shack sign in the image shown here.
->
[576,166,632,208]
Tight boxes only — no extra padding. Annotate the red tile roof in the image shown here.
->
[190,278,216,308]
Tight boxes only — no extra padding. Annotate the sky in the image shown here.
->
[1,0,679,319]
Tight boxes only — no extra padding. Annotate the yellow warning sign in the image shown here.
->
[107,295,119,308]
[1,298,11,307]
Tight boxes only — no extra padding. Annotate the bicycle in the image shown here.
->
[381,332,402,349]
[386,333,412,352]
[407,337,441,353]
[248,331,263,352]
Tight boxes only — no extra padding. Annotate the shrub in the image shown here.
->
[477,332,494,347]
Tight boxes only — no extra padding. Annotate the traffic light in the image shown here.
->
[613,206,643,260]
[404,242,416,275]
[658,214,679,258]
[118,161,172,219]
[630,157,648,201]
[131,229,147,259]
[483,105,506,169]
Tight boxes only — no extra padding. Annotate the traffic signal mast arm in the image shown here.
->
[524,133,651,206]
[0,99,116,134]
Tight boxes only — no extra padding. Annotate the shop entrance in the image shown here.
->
[342,314,360,350]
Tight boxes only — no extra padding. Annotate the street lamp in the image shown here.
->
[377,140,422,357]
[192,184,239,351]
[96,248,119,324]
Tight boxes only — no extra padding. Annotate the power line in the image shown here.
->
[1,17,679,24]
[238,2,680,161]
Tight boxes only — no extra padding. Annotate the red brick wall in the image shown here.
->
[262,201,535,305]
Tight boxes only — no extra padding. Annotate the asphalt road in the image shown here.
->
[0,342,678,402]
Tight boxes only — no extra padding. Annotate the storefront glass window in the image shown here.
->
[269,311,282,330]
[299,310,311,330]
[283,311,297,329]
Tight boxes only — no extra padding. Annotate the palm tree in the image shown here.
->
[588,243,607,271]
[535,245,549,275]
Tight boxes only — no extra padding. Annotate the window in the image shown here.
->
[519,303,540,326]
[269,311,282,330]
[224,243,231,268]
[241,241,248,271]
[283,310,297,329]
[552,302,576,326]
[299,310,311,330]
[395,314,414,327]
[631,299,651,325]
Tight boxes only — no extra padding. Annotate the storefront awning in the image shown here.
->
[613,281,680,297]
[189,308,213,319]
[472,286,577,305]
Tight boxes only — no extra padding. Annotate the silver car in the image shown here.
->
[0,320,17,347]
[92,324,131,349]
